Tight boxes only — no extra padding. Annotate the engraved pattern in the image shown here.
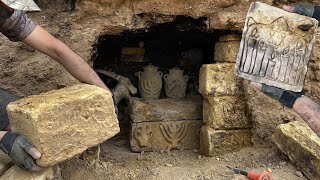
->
[2,0,40,11]
[159,123,188,148]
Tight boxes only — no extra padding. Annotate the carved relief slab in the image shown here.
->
[130,120,202,152]
[235,2,318,92]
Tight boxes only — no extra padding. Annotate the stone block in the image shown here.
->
[214,41,240,63]
[130,96,203,122]
[7,84,120,167]
[0,166,53,180]
[235,2,318,92]
[0,152,13,176]
[273,121,320,180]
[200,126,252,156]
[203,96,251,129]
[130,120,202,152]
[198,64,243,96]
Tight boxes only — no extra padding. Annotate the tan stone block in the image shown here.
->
[130,96,203,122]
[0,166,53,180]
[130,120,202,152]
[198,64,244,96]
[214,41,240,63]
[203,96,251,129]
[273,121,320,180]
[7,84,120,167]
[200,126,252,157]
[0,152,13,176]
[219,34,241,42]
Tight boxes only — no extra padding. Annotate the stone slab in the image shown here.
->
[203,96,251,130]
[130,96,203,122]
[7,84,120,167]
[200,126,252,157]
[198,64,244,97]
[0,166,53,180]
[130,120,202,152]
[273,121,320,180]
[0,152,13,176]
[214,41,240,63]
[235,2,318,92]
[219,34,241,42]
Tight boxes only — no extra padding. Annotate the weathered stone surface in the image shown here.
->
[0,152,13,176]
[200,126,252,157]
[235,2,318,92]
[130,96,203,122]
[219,34,241,42]
[214,41,240,63]
[198,64,243,96]
[0,166,53,180]
[203,96,251,130]
[130,120,201,152]
[273,121,320,180]
[7,84,120,167]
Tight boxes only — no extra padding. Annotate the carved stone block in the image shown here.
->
[273,121,320,180]
[0,152,12,176]
[130,96,203,122]
[214,41,240,63]
[198,64,244,96]
[235,2,318,92]
[130,120,202,152]
[200,126,252,156]
[0,166,53,180]
[203,96,251,129]
[7,84,120,167]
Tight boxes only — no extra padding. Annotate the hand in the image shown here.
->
[283,4,315,16]
[0,132,42,171]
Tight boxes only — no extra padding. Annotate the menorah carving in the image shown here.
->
[159,123,188,148]
[139,79,162,100]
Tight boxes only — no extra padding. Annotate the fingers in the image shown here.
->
[283,5,295,12]
[250,81,262,91]
[29,164,43,172]
[28,147,41,159]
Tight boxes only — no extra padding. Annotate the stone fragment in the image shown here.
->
[7,84,120,167]
[214,41,240,63]
[200,126,252,157]
[273,121,320,180]
[203,96,251,129]
[130,96,203,122]
[235,2,318,92]
[130,120,202,152]
[0,152,13,176]
[219,34,241,42]
[198,64,243,96]
[0,166,53,180]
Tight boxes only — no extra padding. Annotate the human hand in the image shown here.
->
[0,132,42,171]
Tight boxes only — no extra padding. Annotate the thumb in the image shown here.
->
[283,5,295,12]
[28,147,41,159]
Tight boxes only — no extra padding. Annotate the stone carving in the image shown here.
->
[163,67,189,99]
[159,123,188,148]
[134,125,153,147]
[137,64,163,100]
[235,2,318,92]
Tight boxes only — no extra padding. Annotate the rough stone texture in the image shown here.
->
[130,96,203,122]
[130,120,202,152]
[243,81,304,147]
[219,34,241,42]
[235,2,318,92]
[198,63,243,97]
[203,96,251,130]
[200,126,252,157]
[0,152,13,176]
[214,41,240,63]
[0,166,53,180]
[273,121,320,180]
[7,84,120,167]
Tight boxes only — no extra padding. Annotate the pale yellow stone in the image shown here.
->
[198,64,244,96]
[219,34,241,42]
[130,120,202,152]
[0,166,53,180]
[214,41,240,63]
[273,121,320,180]
[7,84,120,167]
[200,126,252,157]
[203,96,251,129]
[0,152,13,176]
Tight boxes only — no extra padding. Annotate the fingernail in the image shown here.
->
[29,148,41,159]
[283,5,294,12]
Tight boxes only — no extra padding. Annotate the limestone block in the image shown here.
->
[7,84,120,167]
[130,120,201,152]
[214,41,240,63]
[235,2,318,92]
[198,64,243,96]
[0,166,53,180]
[200,126,252,157]
[219,34,241,42]
[130,96,203,122]
[0,152,13,176]
[203,96,251,130]
[273,121,320,180]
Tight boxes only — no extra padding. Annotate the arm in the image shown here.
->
[22,26,110,92]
